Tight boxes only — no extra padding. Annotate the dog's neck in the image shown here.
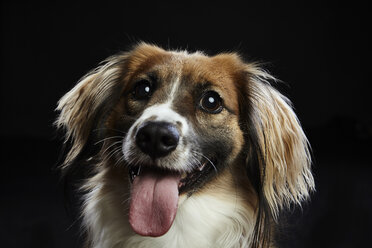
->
[82,166,259,248]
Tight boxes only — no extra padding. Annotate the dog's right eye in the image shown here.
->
[133,80,153,100]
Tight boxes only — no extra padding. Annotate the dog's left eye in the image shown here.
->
[199,91,223,114]
[133,80,153,100]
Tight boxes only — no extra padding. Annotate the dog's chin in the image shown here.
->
[127,157,216,237]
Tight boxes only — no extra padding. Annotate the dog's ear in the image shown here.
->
[55,43,168,170]
[240,64,315,247]
[243,64,315,216]
[55,53,130,169]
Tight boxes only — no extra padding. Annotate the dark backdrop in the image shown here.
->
[1,1,371,247]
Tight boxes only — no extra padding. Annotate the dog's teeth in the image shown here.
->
[129,165,142,183]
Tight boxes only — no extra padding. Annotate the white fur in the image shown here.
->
[56,44,314,248]
[83,168,255,248]
[122,102,193,172]
[167,74,182,106]
[131,103,189,134]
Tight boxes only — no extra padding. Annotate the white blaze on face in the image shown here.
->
[122,75,191,171]
[134,103,189,134]
[133,75,188,133]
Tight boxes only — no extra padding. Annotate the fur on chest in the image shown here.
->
[82,168,256,248]
[56,43,314,248]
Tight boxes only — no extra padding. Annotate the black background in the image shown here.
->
[1,1,371,247]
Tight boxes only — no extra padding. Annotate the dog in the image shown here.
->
[56,43,314,248]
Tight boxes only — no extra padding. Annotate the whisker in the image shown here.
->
[94,136,123,145]
[187,152,204,171]
[113,149,127,167]
[101,141,122,158]
[106,146,122,162]
[189,151,203,166]
[192,151,218,173]
[120,193,132,206]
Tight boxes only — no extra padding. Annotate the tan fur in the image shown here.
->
[56,43,314,248]
[246,70,314,217]
[56,53,130,167]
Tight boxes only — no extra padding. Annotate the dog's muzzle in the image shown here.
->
[127,120,217,237]
[135,121,180,159]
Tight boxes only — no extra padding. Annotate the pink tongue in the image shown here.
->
[129,170,180,237]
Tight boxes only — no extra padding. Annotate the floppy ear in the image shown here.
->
[244,64,315,217]
[55,53,129,169]
[56,43,168,170]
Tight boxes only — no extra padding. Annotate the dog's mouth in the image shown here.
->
[129,158,216,194]
[128,157,216,237]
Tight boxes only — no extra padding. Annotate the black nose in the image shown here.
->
[135,121,180,159]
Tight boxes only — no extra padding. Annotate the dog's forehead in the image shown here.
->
[150,51,242,114]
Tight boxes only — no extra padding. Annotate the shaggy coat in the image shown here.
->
[56,43,314,248]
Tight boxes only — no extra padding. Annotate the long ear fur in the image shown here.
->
[242,64,315,248]
[55,43,168,172]
[55,53,129,170]
[246,64,315,215]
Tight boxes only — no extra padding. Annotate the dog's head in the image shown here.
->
[56,43,314,246]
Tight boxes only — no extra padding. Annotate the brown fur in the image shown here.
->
[56,43,314,248]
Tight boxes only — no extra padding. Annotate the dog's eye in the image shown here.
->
[199,91,223,114]
[133,80,153,100]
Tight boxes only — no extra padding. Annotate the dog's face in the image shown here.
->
[108,47,246,236]
[56,43,314,244]
[122,50,245,184]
